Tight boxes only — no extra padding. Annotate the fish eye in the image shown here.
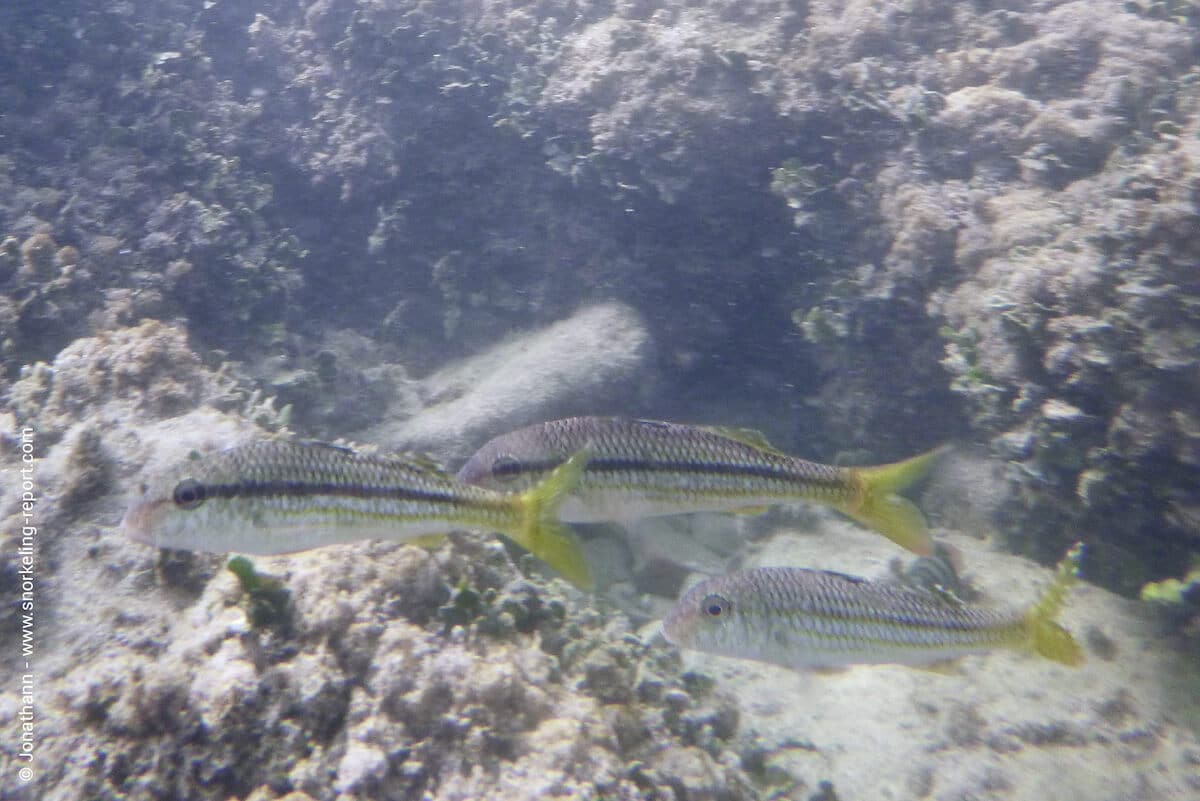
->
[700,593,731,620]
[491,454,523,482]
[172,478,206,509]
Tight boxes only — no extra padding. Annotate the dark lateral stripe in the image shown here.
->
[197,480,484,508]
[496,456,845,486]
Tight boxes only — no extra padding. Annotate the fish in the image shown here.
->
[121,439,593,589]
[660,543,1084,669]
[895,541,973,603]
[456,416,940,555]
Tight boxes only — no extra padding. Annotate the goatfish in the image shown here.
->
[660,544,1085,670]
[121,440,593,589]
[896,541,972,602]
[456,416,940,556]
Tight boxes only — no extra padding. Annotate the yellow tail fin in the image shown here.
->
[511,450,593,590]
[1025,542,1084,665]
[843,446,945,555]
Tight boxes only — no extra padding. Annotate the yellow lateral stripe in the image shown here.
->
[261,503,515,528]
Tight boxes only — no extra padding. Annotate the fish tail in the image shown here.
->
[511,450,593,590]
[843,446,945,555]
[1024,542,1085,665]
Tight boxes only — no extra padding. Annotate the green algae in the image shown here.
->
[1140,561,1200,604]
[227,556,293,631]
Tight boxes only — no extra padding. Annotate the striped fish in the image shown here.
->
[899,541,971,602]
[660,544,1084,669]
[457,416,940,555]
[121,440,592,589]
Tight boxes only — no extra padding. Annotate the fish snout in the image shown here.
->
[659,603,696,646]
[119,499,164,546]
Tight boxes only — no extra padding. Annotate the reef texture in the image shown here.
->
[943,138,1200,582]
[3,0,1198,589]
[3,0,1200,796]
[6,534,760,801]
[0,324,761,801]
[2,386,1198,799]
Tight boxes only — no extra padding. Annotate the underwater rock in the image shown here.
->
[932,106,1200,582]
[1,2,1199,797]
[236,328,410,438]
[0,236,19,284]
[932,86,1039,174]
[3,512,769,801]
[918,446,1008,537]
[59,426,112,512]
[6,320,211,438]
[365,302,651,461]
[18,230,58,280]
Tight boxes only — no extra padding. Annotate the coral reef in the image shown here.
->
[3,464,769,801]
[2,3,1200,794]
[236,328,408,439]
[0,0,306,352]
[0,313,724,800]
[0,226,100,375]
[6,320,211,439]
[931,59,1200,586]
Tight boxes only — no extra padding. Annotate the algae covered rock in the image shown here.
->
[932,101,1200,587]
[6,320,210,438]
[2,4,1200,800]
[11,528,771,801]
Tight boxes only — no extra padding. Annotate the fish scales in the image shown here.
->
[196,442,514,521]
[661,547,1084,669]
[541,417,848,495]
[121,440,594,588]
[458,416,937,554]
[174,442,517,546]
[690,568,1020,667]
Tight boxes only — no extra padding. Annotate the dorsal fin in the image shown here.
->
[392,450,452,475]
[293,439,357,456]
[815,569,868,585]
[701,425,783,454]
[295,440,454,477]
